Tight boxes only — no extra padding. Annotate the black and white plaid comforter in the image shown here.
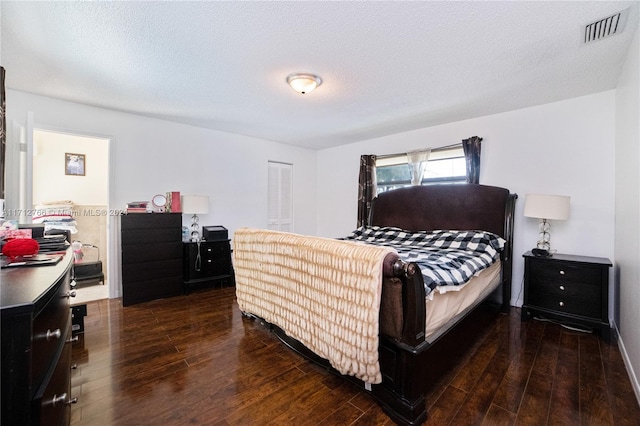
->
[342,226,505,295]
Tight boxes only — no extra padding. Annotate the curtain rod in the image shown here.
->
[375,142,461,160]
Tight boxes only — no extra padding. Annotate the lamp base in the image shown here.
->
[190,214,201,242]
[531,248,551,257]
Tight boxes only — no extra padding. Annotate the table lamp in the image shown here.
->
[523,194,570,256]
[181,195,209,242]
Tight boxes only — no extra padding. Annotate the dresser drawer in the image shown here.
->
[122,242,182,263]
[34,325,72,426]
[121,227,181,245]
[122,276,183,306]
[122,258,183,282]
[528,260,601,285]
[31,274,71,391]
[528,278,601,318]
[121,213,181,230]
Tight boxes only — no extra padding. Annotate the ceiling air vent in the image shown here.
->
[584,9,628,44]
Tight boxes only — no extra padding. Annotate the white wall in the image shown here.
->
[615,24,640,400]
[6,89,318,297]
[7,90,318,236]
[317,91,616,309]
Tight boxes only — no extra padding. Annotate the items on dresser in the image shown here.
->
[1,250,76,425]
[120,213,183,306]
[183,237,234,293]
[521,252,612,341]
[1,253,64,268]
[36,234,69,252]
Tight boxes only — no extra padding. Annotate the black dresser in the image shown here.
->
[120,213,183,306]
[1,250,76,425]
[183,239,235,293]
[521,252,612,341]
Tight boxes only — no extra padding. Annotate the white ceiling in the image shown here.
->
[1,1,638,150]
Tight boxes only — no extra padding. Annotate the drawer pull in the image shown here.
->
[559,270,565,275]
[71,363,78,370]
[207,259,212,263]
[559,285,565,291]
[66,290,77,298]
[207,248,212,252]
[47,393,67,407]
[559,301,565,307]
[45,393,78,407]
[67,335,79,344]
[46,329,62,341]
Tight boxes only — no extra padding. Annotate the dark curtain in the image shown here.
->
[1,67,5,199]
[357,155,377,227]
[462,136,482,184]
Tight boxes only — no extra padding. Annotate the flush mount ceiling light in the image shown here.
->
[286,73,322,94]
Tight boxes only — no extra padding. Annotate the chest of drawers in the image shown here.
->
[120,213,183,306]
[521,252,612,341]
[1,251,75,425]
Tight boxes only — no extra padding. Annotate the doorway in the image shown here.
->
[32,129,110,303]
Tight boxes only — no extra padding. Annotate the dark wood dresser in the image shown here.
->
[1,250,76,425]
[183,239,234,293]
[521,252,612,341]
[120,213,183,306]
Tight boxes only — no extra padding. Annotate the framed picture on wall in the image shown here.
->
[65,153,86,176]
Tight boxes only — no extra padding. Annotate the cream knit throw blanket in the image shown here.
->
[234,228,396,384]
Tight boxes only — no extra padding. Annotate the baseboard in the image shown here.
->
[615,323,640,405]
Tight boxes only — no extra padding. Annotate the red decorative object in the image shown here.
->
[171,191,181,212]
[2,238,40,259]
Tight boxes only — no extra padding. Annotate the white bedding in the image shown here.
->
[425,260,502,341]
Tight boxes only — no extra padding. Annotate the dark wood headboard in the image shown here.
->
[369,184,515,239]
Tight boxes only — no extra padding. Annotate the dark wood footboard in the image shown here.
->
[374,259,428,425]
[244,257,430,425]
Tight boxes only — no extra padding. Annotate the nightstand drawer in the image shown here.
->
[202,256,232,277]
[528,279,601,318]
[201,241,229,256]
[528,261,601,285]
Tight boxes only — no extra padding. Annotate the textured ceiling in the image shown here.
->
[1,1,638,150]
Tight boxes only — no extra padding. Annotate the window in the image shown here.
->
[267,161,293,232]
[376,145,465,194]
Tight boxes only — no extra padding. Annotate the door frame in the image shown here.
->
[28,122,118,299]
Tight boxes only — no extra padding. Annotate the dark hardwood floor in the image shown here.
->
[70,287,640,425]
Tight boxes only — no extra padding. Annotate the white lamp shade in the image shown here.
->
[181,195,209,215]
[523,194,570,220]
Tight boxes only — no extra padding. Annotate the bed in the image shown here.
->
[233,184,517,425]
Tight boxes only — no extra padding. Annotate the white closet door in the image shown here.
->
[267,161,293,232]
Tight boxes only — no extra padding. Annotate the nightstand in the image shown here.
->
[521,252,612,341]
[183,240,235,293]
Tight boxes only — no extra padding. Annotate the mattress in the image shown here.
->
[425,260,502,342]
